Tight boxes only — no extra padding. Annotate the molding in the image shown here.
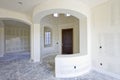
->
[92,67,120,79]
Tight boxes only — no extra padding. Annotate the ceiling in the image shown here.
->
[0,0,45,15]
[0,0,108,16]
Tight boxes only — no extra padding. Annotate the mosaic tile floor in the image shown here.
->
[0,53,119,80]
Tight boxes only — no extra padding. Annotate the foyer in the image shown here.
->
[0,0,120,80]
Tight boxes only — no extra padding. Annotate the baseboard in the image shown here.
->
[92,67,120,79]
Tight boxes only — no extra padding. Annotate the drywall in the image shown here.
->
[4,21,30,53]
[30,24,41,62]
[80,17,87,55]
[0,20,4,57]
[91,0,120,76]
[40,23,58,57]
[40,14,79,57]
[55,54,91,78]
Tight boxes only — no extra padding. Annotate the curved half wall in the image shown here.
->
[55,54,91,78]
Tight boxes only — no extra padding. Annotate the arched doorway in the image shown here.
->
[32,9,88,78]
[0,19,31,61]
[33,9,88,62]
[40,14,80,58]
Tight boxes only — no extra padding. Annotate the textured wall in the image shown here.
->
[91,0,120,75]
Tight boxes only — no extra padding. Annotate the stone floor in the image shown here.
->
[0,53,119,80]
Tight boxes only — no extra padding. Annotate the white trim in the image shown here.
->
[92,67,120,79]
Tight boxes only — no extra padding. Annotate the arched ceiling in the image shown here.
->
[0,0,108,16]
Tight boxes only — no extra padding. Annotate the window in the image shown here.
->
[44,27,52,47]
[45,32,51,45]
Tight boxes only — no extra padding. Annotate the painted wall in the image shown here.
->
[4,22,30,53]
[40,15,79,57]
[0,20,4,57]
[91,0,120,76]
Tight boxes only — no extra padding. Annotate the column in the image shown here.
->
[30,24,41,62]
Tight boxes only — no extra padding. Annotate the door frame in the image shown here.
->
[58,24,75,54]
[62,28,73,54]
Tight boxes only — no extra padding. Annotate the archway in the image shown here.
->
[0,18,31,61]
[32,9,88,62]
[40,13,80,58]
[31,9,89,78]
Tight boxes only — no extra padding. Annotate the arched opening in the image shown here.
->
[30,9,88,74]
[0,19,31,61]
[40,14,80,58]
[35,9,88,61]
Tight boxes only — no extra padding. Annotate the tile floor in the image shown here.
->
[0,53,119,80]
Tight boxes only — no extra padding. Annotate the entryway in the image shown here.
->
[62,28,73,54]
[0,20,31,61]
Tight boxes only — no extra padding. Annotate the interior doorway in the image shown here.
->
[62,28,73,54]
[40,13,80,56]
[0,20,31,61]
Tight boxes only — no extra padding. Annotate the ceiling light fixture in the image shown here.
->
[53,13,59,17]
[66,13,71,17]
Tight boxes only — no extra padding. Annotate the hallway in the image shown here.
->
[0,53,119,80]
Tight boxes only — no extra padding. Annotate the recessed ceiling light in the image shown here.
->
[53,13,59,17]
[18,1,23,5]
[66,13,71,17]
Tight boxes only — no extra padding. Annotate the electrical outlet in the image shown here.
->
[74,66,76,69]
[100,63,103,66]
[99,46,102,49]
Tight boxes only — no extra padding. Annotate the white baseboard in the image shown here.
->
[92,67,120,80]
